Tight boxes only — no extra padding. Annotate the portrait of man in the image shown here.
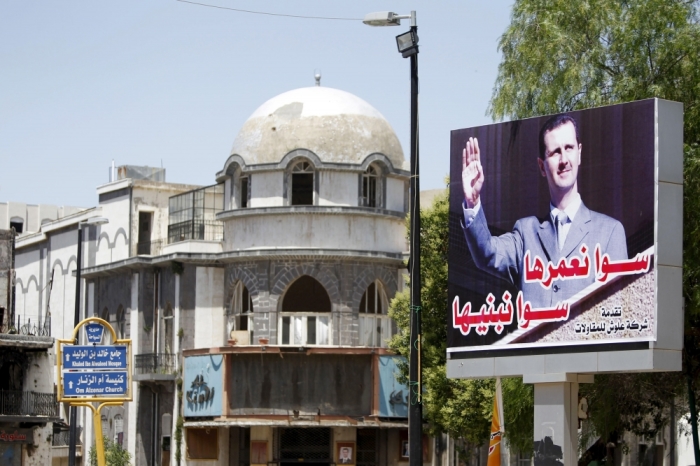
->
[337,444,355,464]
[460,114,628,309]
[448,100,658,349]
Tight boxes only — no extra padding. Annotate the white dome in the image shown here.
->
[230,87,405,168]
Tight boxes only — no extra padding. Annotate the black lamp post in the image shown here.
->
[364,11,421,466]
[68,216,109,466]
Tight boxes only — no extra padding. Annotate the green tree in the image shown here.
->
[488,0,700,457]
[389,190,534,460]
[88,437,132,466]
[391,0,700,461]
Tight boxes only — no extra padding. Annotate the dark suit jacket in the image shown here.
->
[463,201,627,308]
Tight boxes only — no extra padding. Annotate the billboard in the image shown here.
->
[446,99,683,375]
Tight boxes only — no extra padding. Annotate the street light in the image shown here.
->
[364,11,422,466]
[68,216,109,466]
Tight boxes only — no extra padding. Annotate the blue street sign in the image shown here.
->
[63,371,128,397]
[63,345,127,370]
[85,323,105,344]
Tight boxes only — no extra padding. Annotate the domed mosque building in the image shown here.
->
[11,81,449,466]
[215,84,409,348]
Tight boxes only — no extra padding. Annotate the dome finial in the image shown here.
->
[314,70,321,86]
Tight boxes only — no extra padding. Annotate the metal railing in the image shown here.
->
[52,427,83,446]
[0,315,51,337]
[134,353,177,375]
[167,219,223,244]
[137,239,163,256]
[0,390,58,417]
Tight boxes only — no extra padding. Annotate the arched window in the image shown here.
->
[228,165,250,209]
[227,281,254,344]
[116,305,126,339]
[358,280,393,347]
[280,276,330,345]
[289,160,314,206]
[100,307,109,322]
[361,164,382,208]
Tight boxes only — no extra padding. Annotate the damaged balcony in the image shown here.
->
[0,390,59,423]
[182,346,410,428]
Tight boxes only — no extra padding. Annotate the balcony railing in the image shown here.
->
[135,353,177,376]
[52,427,83,446]
[137,239,163,256]
[0,390,58,418]
[0,315,51,337]
[168,219,223,244]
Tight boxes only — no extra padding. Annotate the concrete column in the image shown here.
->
[127,272,140,460]
[170,273,180,466]
[525,374,592,466]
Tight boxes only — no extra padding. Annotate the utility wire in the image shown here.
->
[176,0,362,21]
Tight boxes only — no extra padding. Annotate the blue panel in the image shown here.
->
[183,354,224,417]
[63,371,128,397]
[85,323,105,344]
[63,345,127,369]
[378,356,408,418]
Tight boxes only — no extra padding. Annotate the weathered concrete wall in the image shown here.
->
[194,267,225,349]
[138,270,156,354]
[129,180,201,257]
[96,185,131,264]
[223,214,406,253]
[224,259,400,346]
[318,170,357,206]
[14,242,42,324]
[0,202,84,233]
[0,230,12,313]
[179,264,197,351]
[386,177,407,212]
[249,172,284,207]
[93,272,132,330]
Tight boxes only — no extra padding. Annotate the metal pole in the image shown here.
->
[408,23,422,466]
[68,225,83,466]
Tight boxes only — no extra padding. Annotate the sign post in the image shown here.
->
[57,317,132,466]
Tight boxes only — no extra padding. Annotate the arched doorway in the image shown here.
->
[279,276,330,346]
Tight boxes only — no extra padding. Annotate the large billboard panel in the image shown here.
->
[447,99,682,370]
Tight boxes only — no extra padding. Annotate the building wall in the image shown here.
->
[224,259,399,346]
[96,187,131,264]
[194,267,225,349]
[318,170,358,206]
[250,172,284,207]
[386,177,406,212]
[223,214,406,252]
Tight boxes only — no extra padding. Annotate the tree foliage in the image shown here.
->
[390,0,700,459]
[389,191,534,458]
[488,0,700,450]
[89,437,132,466]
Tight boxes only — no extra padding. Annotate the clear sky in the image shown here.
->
[1,1,513,207]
